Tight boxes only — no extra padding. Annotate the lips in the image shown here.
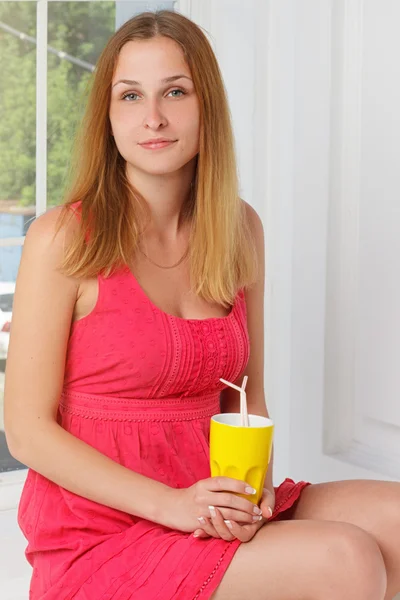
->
[141,141,175,149]
[139,138,177,150]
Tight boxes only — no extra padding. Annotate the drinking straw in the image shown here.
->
[219,376,250,427]
[240,376,249,427]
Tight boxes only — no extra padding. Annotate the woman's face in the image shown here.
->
[109,36,200,178]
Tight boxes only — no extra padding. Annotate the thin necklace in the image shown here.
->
[138,244,189,269]
[138,189,193,269]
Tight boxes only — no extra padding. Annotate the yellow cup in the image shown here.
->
[210,413,274,505]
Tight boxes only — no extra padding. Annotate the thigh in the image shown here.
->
[291,479,400,597]
[292,479,400,530]
[211,518,386,600]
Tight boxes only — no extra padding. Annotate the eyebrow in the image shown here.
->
[112,75,192,89]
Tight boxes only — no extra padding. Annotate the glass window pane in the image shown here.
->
[47,1,116,207]
[0,201,35,242]
[0,2,36,231]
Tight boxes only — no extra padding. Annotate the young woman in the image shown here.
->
[4,10,400,600]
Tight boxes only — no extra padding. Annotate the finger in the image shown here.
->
[208,506,235,541]
[215,507,264,525]
[260,501,273,519]
[261,487,275,504]
[196,516,220,539]
[225,519,264,543]
[241,517,267,534]
[193,528,210,539]
[210,492,263,517]
[262,505,273,520]
[260,488,275,519]
[207,477,257,498]
[223,519,253,543]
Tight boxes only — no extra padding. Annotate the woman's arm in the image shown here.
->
[220,202,274,492]
[4,208,172,523]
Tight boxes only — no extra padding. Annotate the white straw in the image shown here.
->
[240,376,249,427]
[219,377,242,393]
[220,376,250,427]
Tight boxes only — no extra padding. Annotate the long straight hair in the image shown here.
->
[57,10,258,307]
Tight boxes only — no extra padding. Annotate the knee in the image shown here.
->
[322,522,387,600]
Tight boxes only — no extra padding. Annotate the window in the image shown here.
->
[0,0,178,496]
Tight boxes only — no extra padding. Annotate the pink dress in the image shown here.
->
[18,243,310,599]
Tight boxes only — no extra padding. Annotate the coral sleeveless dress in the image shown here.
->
[18,249,310,599]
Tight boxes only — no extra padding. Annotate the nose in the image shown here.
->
[143,98,168,130]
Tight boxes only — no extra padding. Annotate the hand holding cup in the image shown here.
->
[194,375,274,541]
[164,476,264,534]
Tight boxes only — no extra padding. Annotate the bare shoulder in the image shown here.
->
[242,199,265,250]
[13,205,81,325]
[242,199,263,226]
[241,199,265,272]
[23,205,79,265]
[24,206,99,326]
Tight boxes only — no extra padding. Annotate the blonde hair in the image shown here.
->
[57,10,258,307]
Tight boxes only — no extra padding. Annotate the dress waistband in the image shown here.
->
[59,389,221,422]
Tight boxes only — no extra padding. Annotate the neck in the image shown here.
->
[126,157,196,241]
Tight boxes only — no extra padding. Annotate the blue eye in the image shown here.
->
[121,92,139,101]
[168,89,186,97]
[121,89,186,101]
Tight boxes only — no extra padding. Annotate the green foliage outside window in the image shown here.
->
[0,2,116,207]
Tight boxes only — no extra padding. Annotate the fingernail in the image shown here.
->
[245,486,256,495]
[252,514,262,522]
[208,505,216,518]
[224,520,233,529]
[267,507,273,518]
[197,516,206,525]
[253,506,262,515]
[193,532,200,537]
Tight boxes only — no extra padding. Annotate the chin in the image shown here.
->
[128,159,195,177]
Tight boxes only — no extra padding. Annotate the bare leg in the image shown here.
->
[211,518,386,600]
[292,480,400,600]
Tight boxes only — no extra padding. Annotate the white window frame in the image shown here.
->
[0,0,211,511]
